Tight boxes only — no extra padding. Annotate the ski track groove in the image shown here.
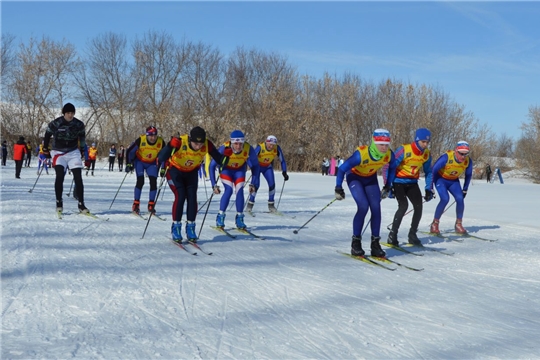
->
[215,293,228,359]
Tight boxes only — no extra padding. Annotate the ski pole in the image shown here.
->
[276,180,286,210]
[67,177,74,197]
[227,174,252,211]
[442,200,456,215]
[386,200,428,231]
[141,158,174,239]
[141,166,170,239]
[28,165,45,193]
[109,171,130,209]
[362,219,371,236]
[198,171,227,239]
[293,198,337,234]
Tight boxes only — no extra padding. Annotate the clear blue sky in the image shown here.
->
[2,1,539,139]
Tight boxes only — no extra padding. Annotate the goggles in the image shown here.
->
[231,138,244,144]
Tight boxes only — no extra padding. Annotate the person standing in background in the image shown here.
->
[108,144,116,171]
[86,143,98,176]
[25,142,33,167]
[2,140,7,166]
[117,145,125,172]
[13,136,28,178]
[485,164,492,183]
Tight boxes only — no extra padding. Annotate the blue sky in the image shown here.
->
[2,1,539,139]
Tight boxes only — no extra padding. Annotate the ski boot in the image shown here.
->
[56,199,63,213]
[430,219,440,235]
[351,236,364,256]
[186,222,197,242]
[148,201,156,215]
[370,236,386,257]
[216,212,226,228]
[171,222,182,242]
[387,230,399,246]
[455,219,467,234]
[132,200,140,215]
[235,213,247,229]
[268,201,278,213]
[246,201,254,213]
[408,228,422,246]
[78,202,89,214]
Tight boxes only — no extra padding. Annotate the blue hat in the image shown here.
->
[415,128,431,142]
[230,130,245,143]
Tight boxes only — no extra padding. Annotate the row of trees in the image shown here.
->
[1,31,533,177]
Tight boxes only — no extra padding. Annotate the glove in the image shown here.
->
[170,137,181,149]
[125,164,134,173]
[42,148,51,159]
[381,185,391,199]
[462,190,467,199]
[223,147,233,157]
[335,186,345,200]
[160,168,166,178]
[282,171,289,181]
[424,189,434,202]
[249,184,257,194]
[213,185,221,194]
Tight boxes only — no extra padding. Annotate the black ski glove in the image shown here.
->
[424,189,434,202]
[335,186,345,200]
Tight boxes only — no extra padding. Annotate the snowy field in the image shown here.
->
[2,160,540,359]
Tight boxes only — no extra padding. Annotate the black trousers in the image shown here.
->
[167,167,199,222]
[15,160,24,177]
[390,182,424,234]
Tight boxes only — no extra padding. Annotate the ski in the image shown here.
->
[368,256,424,272]
[210,226,237,239]
[444,232,498,242]
[380,242,424,256]
[338,251,396,271]
[246,211,256,217]
[149,213,167,221]
[132,212,148,220]
[420,231,464,243]
[234,227,266,240]
[57,210,63,219]
[79,212,110,221]
[404,243,455,256]
[171,239,197,255]
[186,240,213,255]
[264,211,296,219]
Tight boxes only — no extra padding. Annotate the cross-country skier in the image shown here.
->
[385,128,433,246]
[210,130,260,230]
[334,129,396,257]
[246,135,288,214]
[429,140,473,235]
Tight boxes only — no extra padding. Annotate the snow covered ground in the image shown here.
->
[2,160,540,359]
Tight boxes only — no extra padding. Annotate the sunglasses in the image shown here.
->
[457,151,469,157]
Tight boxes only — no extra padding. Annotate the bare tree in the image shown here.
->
[517,106,540,182]
[74,32,136,148]
[2,36,78,142]
[132,30,186,137]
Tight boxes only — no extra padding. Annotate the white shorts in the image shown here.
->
[51,149,83,169]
